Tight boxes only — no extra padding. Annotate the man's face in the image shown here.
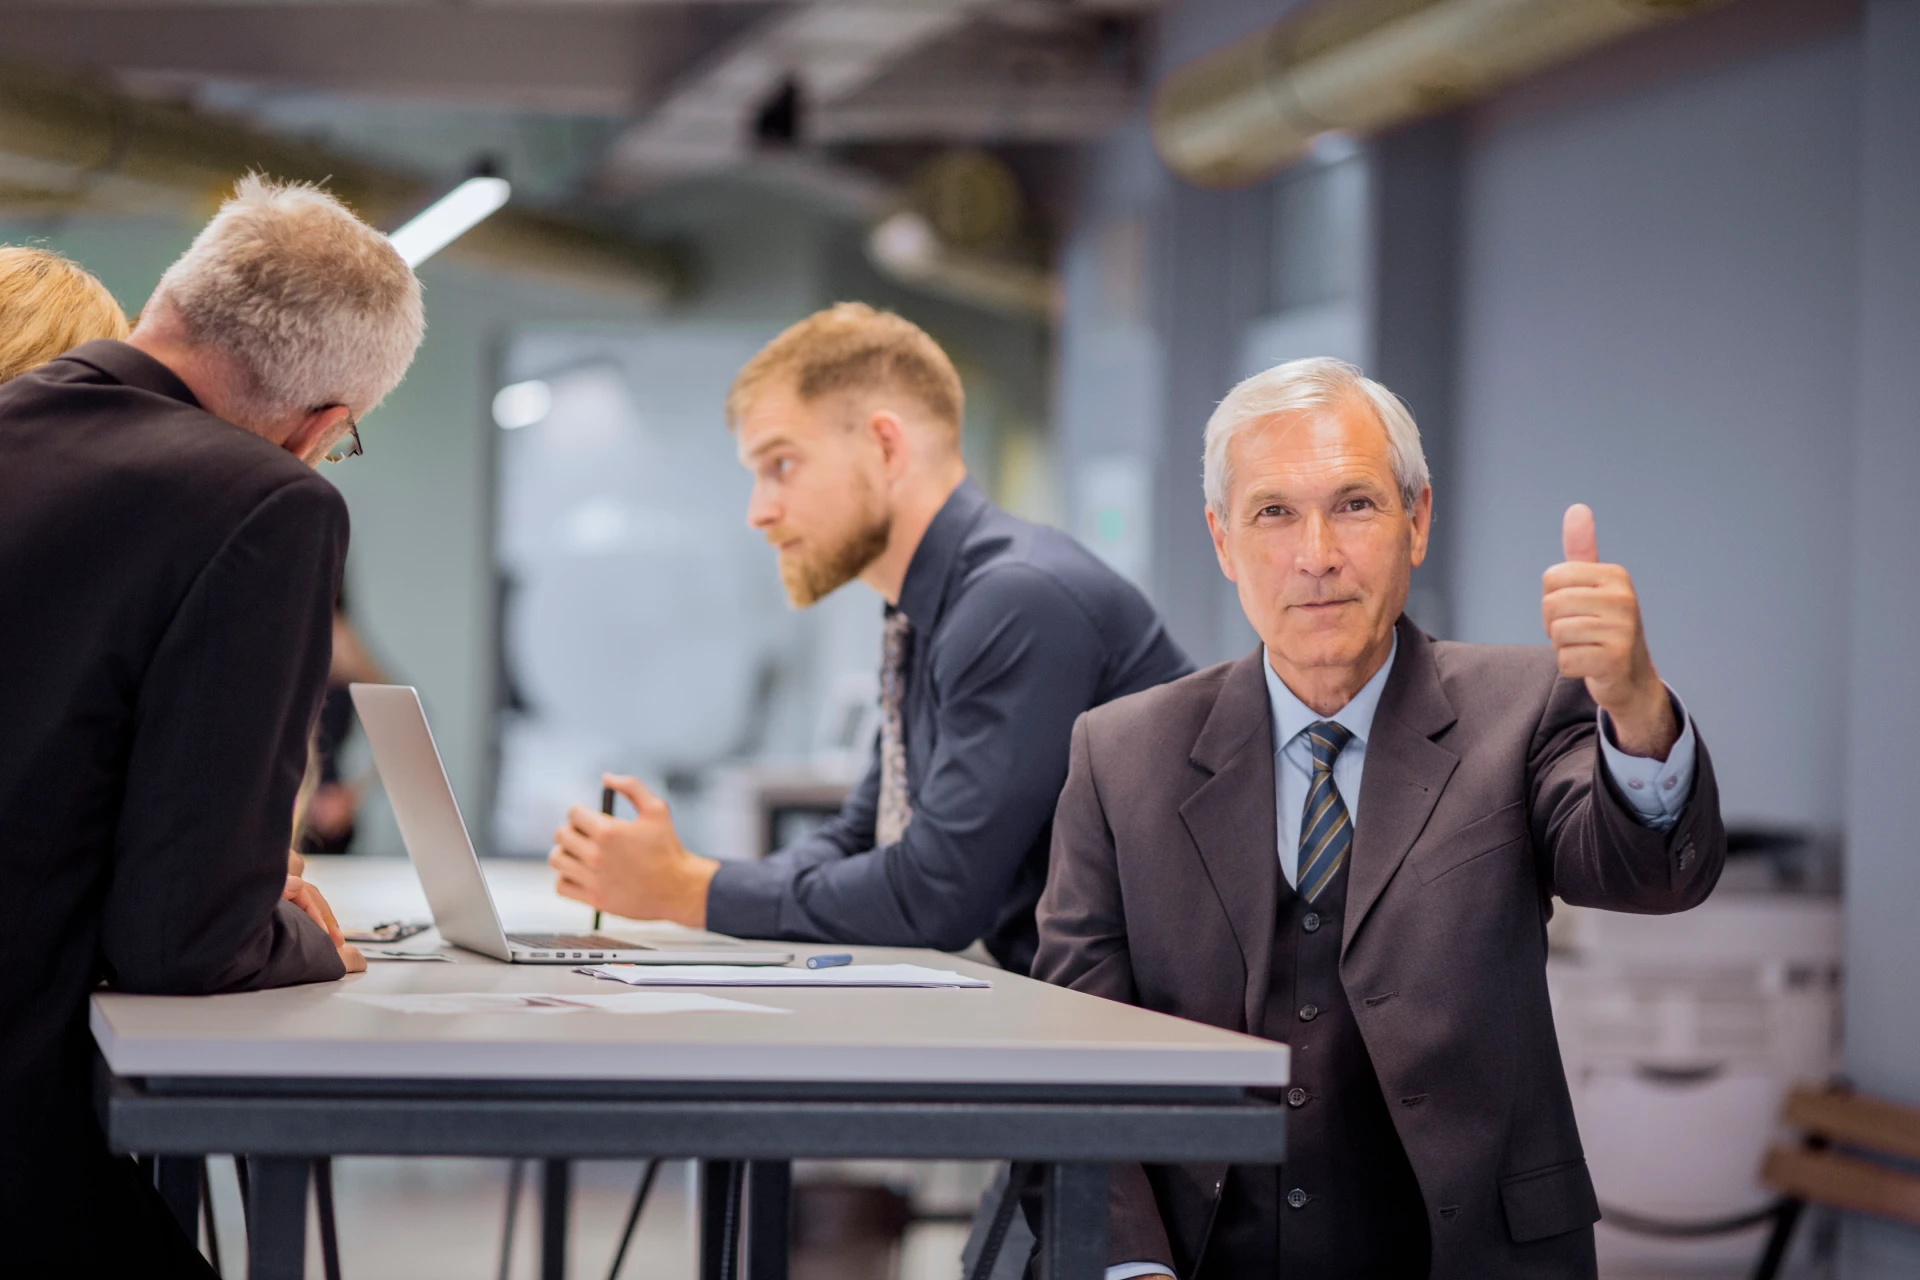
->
[737,386,891,608]
[1207,394,1430,683]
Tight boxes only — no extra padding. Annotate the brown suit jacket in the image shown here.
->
[1033,618,1724,1279]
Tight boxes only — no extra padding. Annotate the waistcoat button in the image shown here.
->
[1287,1187,1308,1209]
[1287,1087,1308,1107]
[1298,1003,1319,1022]
[1302,912,1321,933]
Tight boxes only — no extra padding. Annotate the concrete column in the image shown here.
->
[1841,0,1920,1274]
[1369,112,1465,637]
[1150,181,1270,664]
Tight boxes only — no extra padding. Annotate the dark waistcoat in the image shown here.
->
[1198,858,1431,1279]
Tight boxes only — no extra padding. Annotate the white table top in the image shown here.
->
[92,856,1289,1090]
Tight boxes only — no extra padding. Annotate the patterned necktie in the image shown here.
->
[1297,720,1355,902]
[875,609,914,848]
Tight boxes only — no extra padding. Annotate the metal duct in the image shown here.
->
[0,61,686,301]
[1151,0,1729,188]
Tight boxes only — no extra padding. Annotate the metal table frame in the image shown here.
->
[101,1069,1287,1280]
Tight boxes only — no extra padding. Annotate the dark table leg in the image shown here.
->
[743,1160,791,1280]
[1751,1198,1805,1280]
[245,1155,310,1280]
[540,1158,571,1280]
[965,1162,1038,1280]
[315,1157,343,1280]
[153,1154,202,1241]
[699,1159,744,1280]
[1040,1162,1108,1280]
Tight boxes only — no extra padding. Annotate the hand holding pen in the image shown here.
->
[551,772,723,930]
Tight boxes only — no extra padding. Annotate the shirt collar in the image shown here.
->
[894,476,989,628]
[1263,631,1399,756]
[58,339,202,410]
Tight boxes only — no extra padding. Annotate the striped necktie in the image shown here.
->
[875,609,914,848]
[1297,721,1355,903]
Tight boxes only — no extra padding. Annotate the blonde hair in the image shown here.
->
[726,302,963,442]
[150,174,424,427]
[0,246,131,384]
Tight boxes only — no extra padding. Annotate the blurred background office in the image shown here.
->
[1,0,1912,1276]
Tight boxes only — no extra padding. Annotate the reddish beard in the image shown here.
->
[773,513,891,607]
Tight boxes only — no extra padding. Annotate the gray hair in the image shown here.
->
[1202,357,1430,520]
[151,175,424,428]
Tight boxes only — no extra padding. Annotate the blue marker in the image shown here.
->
[806,953,854,969]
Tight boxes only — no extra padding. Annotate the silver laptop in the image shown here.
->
[350,683,791,966]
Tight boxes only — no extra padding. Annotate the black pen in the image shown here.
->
[593,784,614,933]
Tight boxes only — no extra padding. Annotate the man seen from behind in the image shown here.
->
[0,176,425,1275]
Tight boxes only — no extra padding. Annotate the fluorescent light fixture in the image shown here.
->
[492,379,551,430]
[388,176,512,268]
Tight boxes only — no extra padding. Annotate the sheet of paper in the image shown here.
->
[339,991,787,1015]
[577,963,990,989]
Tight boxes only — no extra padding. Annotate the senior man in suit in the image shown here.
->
[1033,356,1724,1280]
[0,178,421,1275]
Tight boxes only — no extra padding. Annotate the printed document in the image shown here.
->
[577,963,989,989]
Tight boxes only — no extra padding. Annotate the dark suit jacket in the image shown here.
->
[1033,619,1725,1279]
[0,341,347,1272]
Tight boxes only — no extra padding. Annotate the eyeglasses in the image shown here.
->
[321,411,364,465]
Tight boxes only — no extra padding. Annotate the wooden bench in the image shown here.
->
[1754,1082,1920,1278]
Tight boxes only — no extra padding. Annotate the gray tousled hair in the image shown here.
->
[1202,356,1430,520]
[150,175,424,428]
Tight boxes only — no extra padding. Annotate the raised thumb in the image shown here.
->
[1562,503,1599,564]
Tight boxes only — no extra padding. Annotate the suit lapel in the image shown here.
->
[1343,621,1460,959]
[1178,651,1279,1033]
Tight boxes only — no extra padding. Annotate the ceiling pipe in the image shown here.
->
[1151,0,1730,188]
[0,60,686,301]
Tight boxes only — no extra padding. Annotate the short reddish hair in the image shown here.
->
[726,302,963,443]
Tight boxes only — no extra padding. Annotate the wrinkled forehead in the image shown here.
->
[1229,397,1396,494]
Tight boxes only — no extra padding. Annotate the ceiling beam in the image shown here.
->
[0,60,686,300]
[600,0,994,185]
[0,8,683,114]
[814,16,1136,142]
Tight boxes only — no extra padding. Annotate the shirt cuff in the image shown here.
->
[1105,1265,1175,1280]
[1597,686,1697,832]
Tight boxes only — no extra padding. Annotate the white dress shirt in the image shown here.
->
[1263,637,1698,882]
[1104,642,1698,1280]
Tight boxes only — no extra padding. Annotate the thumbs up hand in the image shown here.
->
[1542,504,1679,759]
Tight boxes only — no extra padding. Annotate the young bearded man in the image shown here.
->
[548,303,1191,974]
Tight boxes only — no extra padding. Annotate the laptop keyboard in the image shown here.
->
[507,933,648,950]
